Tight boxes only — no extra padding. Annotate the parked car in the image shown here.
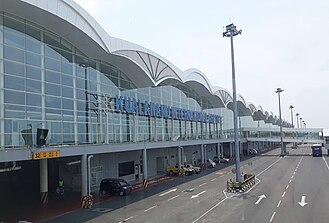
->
[219,156,230,163]
[207,159,216,168]
[166,165,191,175]
[184,163,201,174]
[249,148,258,155]
[99,178,132,197]
[213,156,230,163]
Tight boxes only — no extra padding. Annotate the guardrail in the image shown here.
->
[226,174,256,193]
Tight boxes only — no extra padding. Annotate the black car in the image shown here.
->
[99,178,132,196]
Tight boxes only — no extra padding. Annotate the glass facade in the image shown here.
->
[0,13,320,149]
[0,13,224,148]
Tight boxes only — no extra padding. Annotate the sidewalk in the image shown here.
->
[0,175,174,223]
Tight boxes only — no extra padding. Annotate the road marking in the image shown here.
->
[144,205,157,212]
[199,183,207,187]
[119,216,134,223]
[211,178,217,181]
[286,185,289,190]
[255,194,266,205]
[289,179,292,184]
[298,196,308,207]
[277,200,282,208]
[322,156,329,171]
[256,157,282,177]
[159,188,177,197]
[293,171,296,175]
[191,190,206,199]
[269,212,276,222]
[192,196,228,223]
[291,175,294,179]
[167,195,179,201]
[282,191,286,197]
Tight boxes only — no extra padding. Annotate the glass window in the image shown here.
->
[76,89,86,100]
[4,60,25,77]
[62,98,74,110]
[4,45,24,63]
[44,32,62,49]
[45,57,60,72]
[61,50,73,63]
[77,100,86,112]
[4,75,25,91]
[62,86,73,98]
[4,90,25,105]
[45,70,61,84]
[26,52,41,67]
[62,74,73,87]
[4,16,25,35]
[45,83,61,96]
[46,96,61,109]
[61,62,73,75]
[4,29,25,49]
[26,37,41,54]
[26,93,41,106]
[25,25,41,42]
[76,77,86,89]
[26,66,41,80]
[45,45,61,60]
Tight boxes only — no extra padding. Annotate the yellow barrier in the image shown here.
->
[143,179,148,188]
[81,195,93,208]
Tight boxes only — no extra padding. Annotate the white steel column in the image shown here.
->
[81,154,88,196]
[143,148,148,180]
[0,18,4,149]
[200,144,205,164]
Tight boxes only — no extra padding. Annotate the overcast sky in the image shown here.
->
[74,0,329,129]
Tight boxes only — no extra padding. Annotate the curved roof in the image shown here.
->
[6,0,290,126]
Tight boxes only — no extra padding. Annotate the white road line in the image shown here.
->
[293,171,296,175]
[211,178,217,182]
[124,216,134,221]
[289,179,292,184]
[199,183,207,187]
[282,191,286,198]
[167,195,179,201]
[192,197,228,223]
[286,185,289,190]
[269,212,276,222]
[144,205,157,212]
[322,156,329,171]
[256,157,282,177]
[277,200,282,208]
[291,175,294,179]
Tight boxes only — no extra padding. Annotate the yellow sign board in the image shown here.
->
[33,150,60,160]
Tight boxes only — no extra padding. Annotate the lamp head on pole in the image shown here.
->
[289,105,294,109]
[275,88,284,94]
[223,23,242,37]
[296,113,299,117]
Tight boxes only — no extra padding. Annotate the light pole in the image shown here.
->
[275,88,285,156]
[296,113,300,128]
[223,23,242,182]
[300,117,303,128]
[289,105,294,128]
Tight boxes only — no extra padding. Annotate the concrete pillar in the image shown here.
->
[143,148,148,180]
[40,159,48,204]
[201,144,205,164]
[230,142,233,158]
[81,154,88,197]
[177,147,182,167]
[204,145,207,162]
[217,143,220,157]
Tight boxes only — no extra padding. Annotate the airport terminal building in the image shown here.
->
[0,0,323,204]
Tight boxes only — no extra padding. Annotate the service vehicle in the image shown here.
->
[311,144,322,157]
[166,165,191,175]
[184,163,201,173]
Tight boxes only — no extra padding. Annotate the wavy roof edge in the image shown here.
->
[17,0,286,125]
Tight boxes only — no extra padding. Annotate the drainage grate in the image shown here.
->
[92,208,113,213]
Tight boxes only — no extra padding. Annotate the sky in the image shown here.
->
[74,0,329,128]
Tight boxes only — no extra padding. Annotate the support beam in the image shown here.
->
[40,159,48,204]
[81,154,88,197]
[143,148,148,180]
